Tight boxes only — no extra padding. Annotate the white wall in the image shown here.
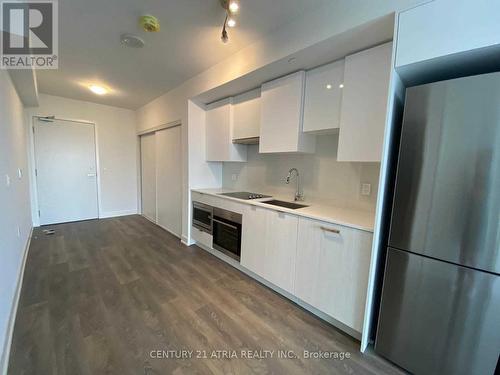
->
[137,0,423,242]
[27,94,138,224]
[223,135,380,211]
[0,71,32,373]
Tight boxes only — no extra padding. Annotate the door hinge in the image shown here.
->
[38,210,41,217]
[35,168,37,177]
[32,126,35,133]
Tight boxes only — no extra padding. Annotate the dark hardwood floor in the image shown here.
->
[8,215,402,374]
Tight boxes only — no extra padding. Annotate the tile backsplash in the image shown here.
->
[222,134,380,212]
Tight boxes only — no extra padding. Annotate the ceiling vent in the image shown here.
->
[120,33,145,48]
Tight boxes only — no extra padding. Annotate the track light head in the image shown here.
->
[221,26,229,43]
[220,0,239,13]
[228,0,239,13]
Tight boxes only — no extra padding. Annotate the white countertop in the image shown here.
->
[192,188,375,233]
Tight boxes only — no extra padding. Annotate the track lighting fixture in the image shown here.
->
[219,0,240,43]
[228,0,239,14]
[221,16,229,44]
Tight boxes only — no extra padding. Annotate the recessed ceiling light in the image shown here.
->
[339,83,344,88]
[326,84,332,90]
[89,85,107,95]
[227,17,236,28]
[228,0,239,13]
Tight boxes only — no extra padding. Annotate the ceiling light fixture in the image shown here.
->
[219,0,240,43]
[89,85,108,95]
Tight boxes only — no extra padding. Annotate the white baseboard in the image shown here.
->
[155,222,181,240]
[1,227,33,375]
[99,209,138,219]
[181,235,195,246]
[140,214,183,241]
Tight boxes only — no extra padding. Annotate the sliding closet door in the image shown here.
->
[140,133,156,221]
[156,126,182,237]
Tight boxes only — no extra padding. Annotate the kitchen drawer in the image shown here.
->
[191,225,212,248]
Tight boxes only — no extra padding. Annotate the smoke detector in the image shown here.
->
[139,15,160,32]
[120,33,145,48]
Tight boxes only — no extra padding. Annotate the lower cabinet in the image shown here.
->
[191,225,212,249]
[241,206,268,278]
[294,217,372,333]
[241,206,298,294]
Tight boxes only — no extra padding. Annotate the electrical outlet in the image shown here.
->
[231,174,238,181]
[361,183,371,196]
[5,174,10,187]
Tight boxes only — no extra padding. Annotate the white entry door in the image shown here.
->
[34,118,99,225]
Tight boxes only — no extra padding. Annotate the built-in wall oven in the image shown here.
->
[192,202,213,233]
[212,207,242,261]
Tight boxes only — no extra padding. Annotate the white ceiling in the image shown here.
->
[36,0,328,109]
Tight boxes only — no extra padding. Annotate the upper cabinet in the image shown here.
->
[206,99,247,162]
[337,42,392,162]
[396,0,500,68]
[232,89,261,143]
[303,60,344,134]
[259,71,316,154]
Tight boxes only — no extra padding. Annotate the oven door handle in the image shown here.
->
[213,218,238,230]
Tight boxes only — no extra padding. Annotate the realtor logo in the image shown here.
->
[1,0,58,69]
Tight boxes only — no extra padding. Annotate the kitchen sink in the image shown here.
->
[262,200,308,209]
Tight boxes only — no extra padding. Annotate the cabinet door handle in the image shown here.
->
[320,226,340,234]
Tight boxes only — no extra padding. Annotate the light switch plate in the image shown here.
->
[361,183,371,196]
[5,174,10,187]
[231,174,238,181]
[17,168,22,179]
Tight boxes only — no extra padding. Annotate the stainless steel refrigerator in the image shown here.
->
[375,72,500,375]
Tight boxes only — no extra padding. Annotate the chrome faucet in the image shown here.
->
[285,168,304,201]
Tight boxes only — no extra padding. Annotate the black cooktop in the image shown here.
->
[218,191,271,200]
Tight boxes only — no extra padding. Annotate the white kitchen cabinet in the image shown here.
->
[396,0,500,68]
[191,225,213,249]
[232,89,261,142]
[206,99,247,162]
[241,205,268,279]
[259,71,316,154]
[337,42,392,162]
[241,206,298,294]
[303,60,344,133]
[264,210,298,294]
[295,217,372,333]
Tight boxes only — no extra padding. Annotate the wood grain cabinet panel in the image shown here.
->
[295,217,372,333]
